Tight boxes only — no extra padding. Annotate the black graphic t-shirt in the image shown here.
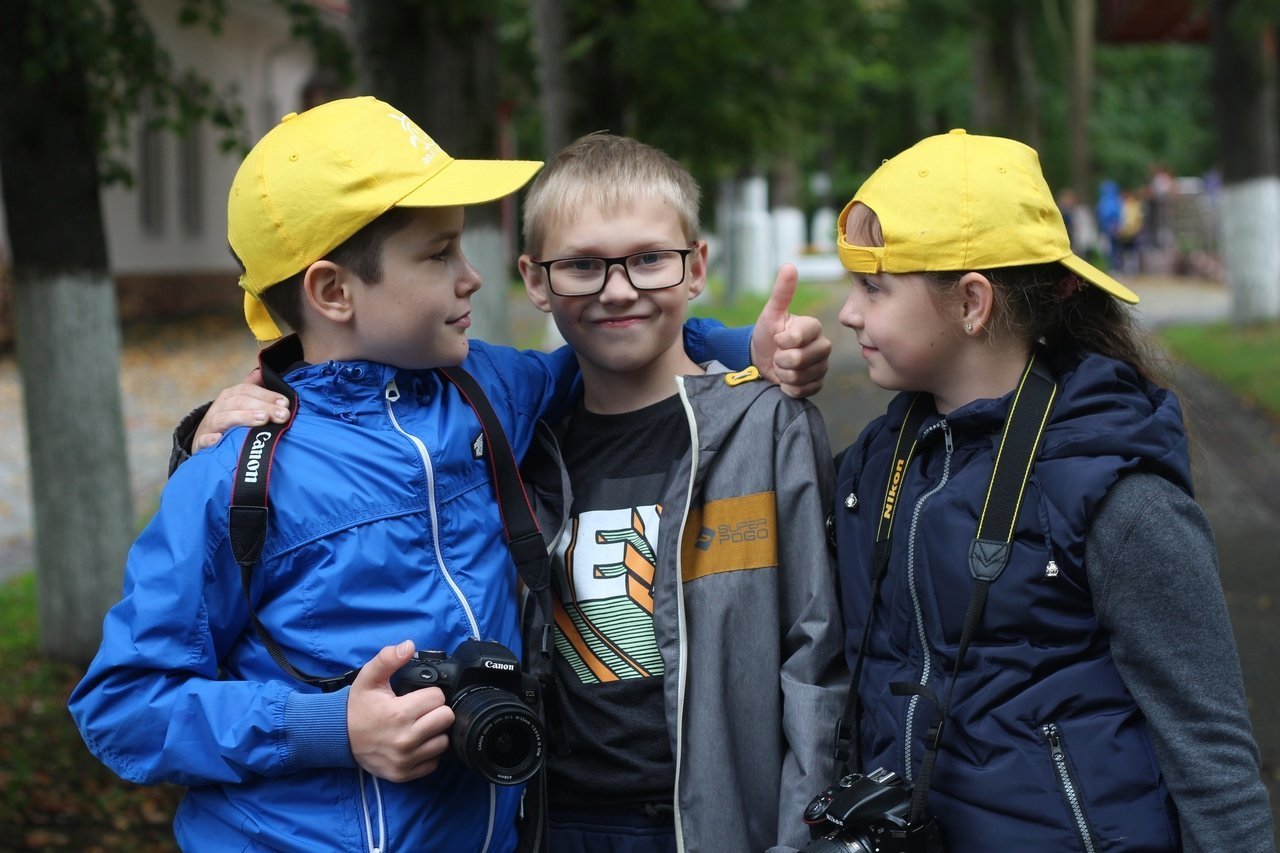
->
[547,394,690,808]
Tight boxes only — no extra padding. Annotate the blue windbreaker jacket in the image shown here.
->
[69,322,748,853]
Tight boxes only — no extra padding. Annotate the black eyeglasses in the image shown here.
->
[533,246,697,296]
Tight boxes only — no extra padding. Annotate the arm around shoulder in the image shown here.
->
[168,401,212,474]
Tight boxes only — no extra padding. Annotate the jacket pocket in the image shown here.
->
[1041,722,1100,853]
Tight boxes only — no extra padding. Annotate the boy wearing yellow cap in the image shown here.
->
[67,97,813,852]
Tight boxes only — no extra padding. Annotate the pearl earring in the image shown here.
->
[965,322,974,333]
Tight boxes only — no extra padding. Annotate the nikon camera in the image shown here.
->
[392,639,545,786]
[802,767,944,853]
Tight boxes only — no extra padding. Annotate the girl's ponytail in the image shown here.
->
[986,262,1168,387]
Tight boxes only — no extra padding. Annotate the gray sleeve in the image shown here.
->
[168,401,212,476]
[1087,472,1275,853]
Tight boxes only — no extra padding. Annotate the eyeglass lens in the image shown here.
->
[549,251,686,295]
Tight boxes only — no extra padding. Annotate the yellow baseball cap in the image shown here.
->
[836,129,1138,304]
[229,96,544,340]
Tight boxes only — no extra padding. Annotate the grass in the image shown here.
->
[690,274,837,327]
[1159,320,1280,422]
[1,573,183,851]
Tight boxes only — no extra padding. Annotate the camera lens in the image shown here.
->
[449,685,545,785]
[487,719,534,767]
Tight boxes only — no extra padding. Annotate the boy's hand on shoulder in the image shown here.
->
[750,264,831,399]
[193,368,292,451]
[347,640,456,783]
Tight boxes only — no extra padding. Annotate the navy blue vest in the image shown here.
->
[834,352,1191,851]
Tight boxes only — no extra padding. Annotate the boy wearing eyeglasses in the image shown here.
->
[514,133,847,853]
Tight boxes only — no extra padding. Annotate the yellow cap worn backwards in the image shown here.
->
[228,96,544,340]
[836,129,1138,304]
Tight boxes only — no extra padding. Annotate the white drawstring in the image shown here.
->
[358,768,387,853]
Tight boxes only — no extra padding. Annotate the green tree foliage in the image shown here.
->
[16,0,242,185]
[13,0,352,185]
[495,0,1217,214]
[1091,44,1215,190]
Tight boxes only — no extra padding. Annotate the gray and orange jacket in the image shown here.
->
[521,363,849,853]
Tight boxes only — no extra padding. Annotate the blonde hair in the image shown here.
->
[522,132,700,257]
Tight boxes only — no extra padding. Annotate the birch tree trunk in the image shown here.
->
[1211,0,1280,321]
[0,0,135,662]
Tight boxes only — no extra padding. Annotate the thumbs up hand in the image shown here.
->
[750,264,831,398]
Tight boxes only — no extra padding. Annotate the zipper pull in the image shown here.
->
[942,421,953,455]
[1043,723,1064,760]
[385,379,400,403]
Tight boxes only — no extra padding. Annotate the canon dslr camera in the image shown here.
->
[392,639,545,785]
[802,767,943,853]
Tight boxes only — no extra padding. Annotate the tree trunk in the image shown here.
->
[1068,0,1095,204]
[348,1,513,344]
[1010,6,1041,150]
[0,0,135,662]
[531,0,573,158]
[1210,0,1280,321]
[530,0,594,349]
[972,1,1041,145]
[576,6,631,137]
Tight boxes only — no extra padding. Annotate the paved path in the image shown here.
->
[0,273,1273,836]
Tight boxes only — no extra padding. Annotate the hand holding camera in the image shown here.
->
[391,639,545,786]
[347,640,456,783]
[345,638,545,786]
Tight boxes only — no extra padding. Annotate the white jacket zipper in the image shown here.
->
[902,420,952,776]
[670,376,701,850]
[358,768,386,853]
[383,379,498,853]
[384,379,481,639]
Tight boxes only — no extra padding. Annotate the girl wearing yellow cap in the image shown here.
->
[827,130,1272,852]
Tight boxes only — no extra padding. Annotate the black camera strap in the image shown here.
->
[835,393,929,774]
[227,335,344,688]
[227,336,557,696]
[836,354,1057,828]
[436,367,566,853]
[435,365,558,690]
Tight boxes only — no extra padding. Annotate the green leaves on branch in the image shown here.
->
[14,0,352,187]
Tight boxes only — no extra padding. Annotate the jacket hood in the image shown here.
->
[883,349,1192,496]
[676,362,778,451]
